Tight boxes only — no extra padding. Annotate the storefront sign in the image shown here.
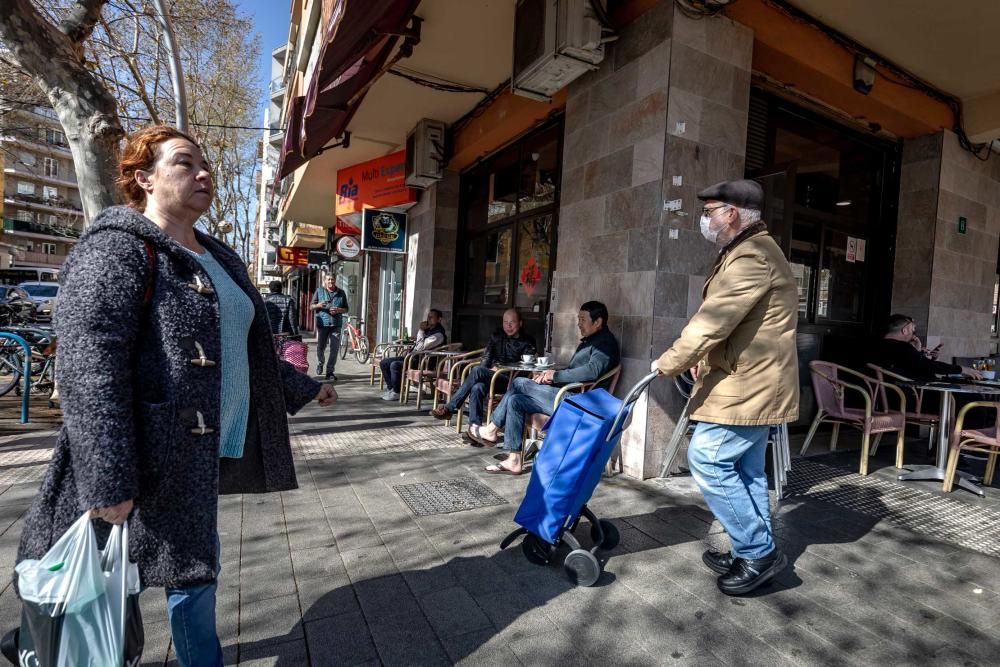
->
[276,246,309,267]
[335,235,361,259]
[335,151,416,222]
[362,209,407,254]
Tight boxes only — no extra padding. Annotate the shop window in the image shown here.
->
[515,213,554,313]
[488,150,519,223]
[482,228,512,305]
[519,133,559,213]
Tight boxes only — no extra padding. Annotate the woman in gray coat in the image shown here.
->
[16,125,336,666]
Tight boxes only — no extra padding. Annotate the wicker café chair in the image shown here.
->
[370,341,414,388]
[801,361,907,476]
[943,401,1000,493]
[400,343,463,408]
[867,363,940,456]
[431,349,486,425]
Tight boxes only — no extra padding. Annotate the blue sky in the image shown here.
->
[235,0,293,120]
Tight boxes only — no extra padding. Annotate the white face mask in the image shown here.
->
[700,214,720,244]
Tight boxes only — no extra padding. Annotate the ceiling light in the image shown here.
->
[836,200,852,207]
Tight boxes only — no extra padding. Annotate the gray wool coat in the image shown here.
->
[16,206,321,589]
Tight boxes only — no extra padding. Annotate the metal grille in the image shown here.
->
[393,477,509,516]
[787,459,1000,557]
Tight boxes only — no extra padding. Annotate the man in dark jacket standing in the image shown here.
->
[469,301,619,474]
[263,280,299,336]
[430,308,536,426]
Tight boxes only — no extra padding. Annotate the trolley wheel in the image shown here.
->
[355,338,370,364]
[590,519,620,551]
[521,533,554,566]
[564,549,601,587]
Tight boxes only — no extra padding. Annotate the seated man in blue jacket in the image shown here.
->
[429,308,536,427]
[469,301,620,475]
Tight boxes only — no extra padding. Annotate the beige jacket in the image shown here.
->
[654,228,799,425]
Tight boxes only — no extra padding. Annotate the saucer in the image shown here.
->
[534,362,555,369]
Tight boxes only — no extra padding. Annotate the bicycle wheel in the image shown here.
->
[339,333,350,360]
[0,342,25,398]
[355,337,370,364]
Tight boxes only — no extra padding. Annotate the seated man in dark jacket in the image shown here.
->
[430,308,536,426]
[469,301,620,475]
[873,314,980,382]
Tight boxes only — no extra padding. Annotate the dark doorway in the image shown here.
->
[746,89,902,423]
[454,119,563,347]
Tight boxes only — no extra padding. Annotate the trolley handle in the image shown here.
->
[606,371,662,440]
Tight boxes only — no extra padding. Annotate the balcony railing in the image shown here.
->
[18,250,65,266]
[269,77,286,96]
[5,192,83,215]
[3,216,82,239]
[2,129,71,152]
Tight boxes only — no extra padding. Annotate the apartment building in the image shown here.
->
[0,102,83,275]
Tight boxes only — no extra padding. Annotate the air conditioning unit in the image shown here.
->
[263,219,280,229]
[512,0,606,101]
[264,228,280,245]
[405,118,446,189]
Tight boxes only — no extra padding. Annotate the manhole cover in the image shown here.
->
[393,477,509,516]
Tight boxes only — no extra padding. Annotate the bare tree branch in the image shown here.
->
[60,0,109,45]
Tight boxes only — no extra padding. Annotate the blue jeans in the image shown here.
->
[380,356,405,392]
[445,365,507,426]
[165,537,223,667]
[490,377,559,451]
[687,422,775,560]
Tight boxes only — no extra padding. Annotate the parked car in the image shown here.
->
[18,282,60,321]
[0,285,38,324]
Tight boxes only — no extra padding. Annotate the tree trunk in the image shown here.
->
[0,0,123,224]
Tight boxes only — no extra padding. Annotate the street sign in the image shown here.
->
[362,209,407,254]
[335,235,361,258]
[276,246,309,266]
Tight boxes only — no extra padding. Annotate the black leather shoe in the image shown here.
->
[702,549,733,575]
[717,551,787,596]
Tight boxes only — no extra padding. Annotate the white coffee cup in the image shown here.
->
[537,356,550,366]
[983,370,996,380]
[521,354,535,364]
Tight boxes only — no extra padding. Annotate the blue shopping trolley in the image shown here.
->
[499,371,660,586]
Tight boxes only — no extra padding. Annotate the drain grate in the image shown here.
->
[787,459,1000,557]
[393,477,509,516]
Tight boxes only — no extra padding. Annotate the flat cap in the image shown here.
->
[697,179,763,210]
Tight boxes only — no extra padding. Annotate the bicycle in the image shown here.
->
[0,326,57,405]
[339,316,370,364]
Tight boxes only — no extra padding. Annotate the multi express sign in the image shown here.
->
[335,150,416,226]
[361,209,407,254]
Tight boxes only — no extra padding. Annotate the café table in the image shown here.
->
[484,361,568,424]
[898,379,1000,495]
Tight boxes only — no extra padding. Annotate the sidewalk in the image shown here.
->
[0,352,996,665]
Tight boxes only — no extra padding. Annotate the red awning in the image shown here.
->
[277,0,422,179]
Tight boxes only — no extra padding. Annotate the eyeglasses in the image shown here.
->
[702,205,730,216]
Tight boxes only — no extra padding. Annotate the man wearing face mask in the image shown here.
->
[652,179,798,596]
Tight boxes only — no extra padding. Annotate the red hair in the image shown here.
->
[117,125,201,209]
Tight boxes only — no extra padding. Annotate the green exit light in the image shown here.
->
[959,216,967,234]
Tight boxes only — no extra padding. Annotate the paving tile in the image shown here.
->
[238,638,309,666]
[440,628,522,666]
[417,586,493,638]
[304,612,379,665]
[237,593,303,648]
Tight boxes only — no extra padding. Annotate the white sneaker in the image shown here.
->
[381,391,400,401]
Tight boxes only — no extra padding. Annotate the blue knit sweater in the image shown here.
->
[189,248,254,458]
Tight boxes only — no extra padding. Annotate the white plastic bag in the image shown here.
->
[14,513,136,667]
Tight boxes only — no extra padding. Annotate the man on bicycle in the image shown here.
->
[311,273,349,381]
[264,280,299,337]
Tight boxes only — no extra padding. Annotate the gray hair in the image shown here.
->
[734,207,761,226]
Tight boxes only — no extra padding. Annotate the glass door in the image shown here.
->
[377,254,404,343]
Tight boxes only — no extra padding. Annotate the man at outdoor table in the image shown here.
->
[873,314,982,381]
[429,308,536,426]
[378,309,447,401]
[467,301,620,474]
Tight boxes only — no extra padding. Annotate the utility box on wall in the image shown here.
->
[405,119,446,189]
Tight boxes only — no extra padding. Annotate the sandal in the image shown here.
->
[467,424,498,447]
[485,462,522,476]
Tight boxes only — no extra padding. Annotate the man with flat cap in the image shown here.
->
[652,179,798,595]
